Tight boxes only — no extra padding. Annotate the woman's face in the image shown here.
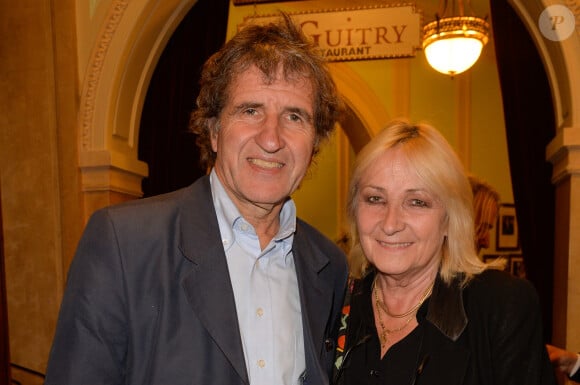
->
[355,146,448,280]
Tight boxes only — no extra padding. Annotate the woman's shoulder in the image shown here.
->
[468,268,533,289]
[464,268,540,312]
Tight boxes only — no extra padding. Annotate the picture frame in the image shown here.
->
[483,254,500,264]
[496,204,519,250]
[233,0,303,4]
[509,255,526,278]
[482,254,508,271]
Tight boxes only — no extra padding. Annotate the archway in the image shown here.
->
[79,0,580,347]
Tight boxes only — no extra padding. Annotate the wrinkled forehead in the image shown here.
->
[231,59,314,86]
[227,64,316,107]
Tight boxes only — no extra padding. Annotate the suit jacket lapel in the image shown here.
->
[293,224,333,380]
[178,177,249,383]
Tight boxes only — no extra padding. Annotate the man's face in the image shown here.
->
[211,65,316,213]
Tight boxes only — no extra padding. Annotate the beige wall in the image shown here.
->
[0,1,578,383]
[0,0,81,382]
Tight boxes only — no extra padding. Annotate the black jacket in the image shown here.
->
[335,269,556,385]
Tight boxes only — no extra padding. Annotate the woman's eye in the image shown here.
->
[366,195,382,204]
[409,198,428,207]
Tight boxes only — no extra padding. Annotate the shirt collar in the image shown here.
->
[209,169,296,250]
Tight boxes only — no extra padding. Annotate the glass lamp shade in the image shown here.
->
[422,16,489,76]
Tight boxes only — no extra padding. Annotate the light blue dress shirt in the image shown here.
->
[210,170,305,385]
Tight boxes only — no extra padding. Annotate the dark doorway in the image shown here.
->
[139,0,230,197]
[490,0,556,341]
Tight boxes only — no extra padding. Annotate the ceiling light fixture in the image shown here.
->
[422,0,490,76]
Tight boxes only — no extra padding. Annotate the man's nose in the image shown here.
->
[255,115,284,152]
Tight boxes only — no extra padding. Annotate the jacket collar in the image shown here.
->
[425,274,468,341]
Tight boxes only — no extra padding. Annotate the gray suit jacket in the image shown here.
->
[45,176,348,385]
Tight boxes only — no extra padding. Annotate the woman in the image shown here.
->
[334,121,555,384]
[469,175,501,254]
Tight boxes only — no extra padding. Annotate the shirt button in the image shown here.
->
[257,359,265,368]
[325,338,334,351]
[256,308,264,317]
[241,223,249,231]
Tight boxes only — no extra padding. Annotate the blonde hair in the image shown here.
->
[469,176,500,236]
[347,120,488,286]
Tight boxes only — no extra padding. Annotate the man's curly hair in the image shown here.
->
[189,13,343,170]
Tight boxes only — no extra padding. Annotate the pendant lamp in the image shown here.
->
[422,0,490,76]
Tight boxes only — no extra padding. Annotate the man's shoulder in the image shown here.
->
[92,176,211,223]
[295,218,332,243]
[295,218,346,258]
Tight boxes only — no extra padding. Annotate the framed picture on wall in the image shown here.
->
[510,255,526,278]
[233,0,304,4]
[482,254,508,270]
[496,204,519,250]
[483,254,500,264]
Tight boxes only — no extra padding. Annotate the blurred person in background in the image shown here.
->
[469,175,500,254]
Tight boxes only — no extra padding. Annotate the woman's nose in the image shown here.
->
[381,205,405,235]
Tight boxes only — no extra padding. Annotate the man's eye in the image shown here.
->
[244,108,258,116]
[288,113,303,122]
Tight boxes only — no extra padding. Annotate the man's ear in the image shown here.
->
[209,118,218,152]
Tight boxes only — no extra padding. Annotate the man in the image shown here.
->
[547,345,580,382]
[469,175,501,253]
[45,14,348,385]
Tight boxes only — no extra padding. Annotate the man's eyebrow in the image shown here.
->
[233,102,263,111]
[286,106,313,123]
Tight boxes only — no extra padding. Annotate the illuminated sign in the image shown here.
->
[240,5,422,61]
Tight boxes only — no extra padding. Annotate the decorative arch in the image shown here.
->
[508,0,578,130]
[78,0,197,203]
[330,62,390,152]
[78,1,387,206]
[78,7,580,332]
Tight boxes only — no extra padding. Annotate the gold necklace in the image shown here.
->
[372,277,433,347]
[374,277,434,319]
